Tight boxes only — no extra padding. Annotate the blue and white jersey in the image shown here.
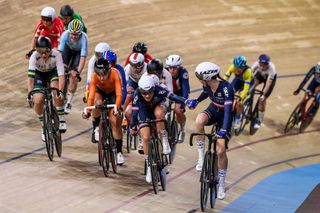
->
[197,80,234,130]
[172,66,190,99]
[58,31,88,57]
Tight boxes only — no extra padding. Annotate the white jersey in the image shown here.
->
[86,55,97,90]
[28,49,64,76]
[252,61,277,80]
[124,63,147,83]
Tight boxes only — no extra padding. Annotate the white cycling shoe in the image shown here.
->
[59,121,67,133]
[41,129,45,142]
[196,158,204,172]
[146,164,152,183]
[217,185,226,199]
[162,138,171,155]
[117,152,125,165]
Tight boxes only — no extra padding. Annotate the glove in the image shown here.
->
[259,95,265,102]
[25,49,35,59]
[216,129,228,138]
[83,91,89,103]
[27,94,34,107]
[57,90,64,100]
[130,125,137,135]
[185,99,198,109]
[293,89,300,95]
[82,112,91,119]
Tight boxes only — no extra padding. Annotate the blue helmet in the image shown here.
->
[233,55,247,69]
[101,50,117,63]
[259,54,270,64]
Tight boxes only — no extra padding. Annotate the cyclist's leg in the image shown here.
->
[92,91,103,143]
[155,102,170,154]
[216,137,228,199]
[231,78,243,128]
[175,102,186,142]
[309,84,320,115]
[305,79,318,115]
[123,82,137,125]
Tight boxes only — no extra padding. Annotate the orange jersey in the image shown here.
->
[87,68,122,110]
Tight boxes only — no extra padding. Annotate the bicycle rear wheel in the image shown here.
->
[210,153,218,208]
[148,139,159,194]
[169,120,178,164]
[200,151,211,212]
[109,131,118,173]
[43,107,54,161]
[52,109,62,157]
[99,121,110,177]
[249,102,259,135]
[299,106,317,132]
[235,100,251,136]
[284,102,302,133]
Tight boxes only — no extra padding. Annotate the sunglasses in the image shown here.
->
[36,47,51,54]
[140,89,154,96]
[130,62,143,68]
[168,66,178,70]
[70,32,81,36]
[41,16,52,22]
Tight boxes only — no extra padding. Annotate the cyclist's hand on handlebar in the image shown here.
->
[293,89,300,95]
[82,112,91,119]
[259,94,266,102]
[57,90,64,100]
[185,99,198,109]
[113,108,121,117]
[216,129,227,138]
[130,126,137,135]
[26,94,34,108]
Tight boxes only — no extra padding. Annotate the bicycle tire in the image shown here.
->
[249,101,260,135]
[210,153,218,208]
[200,151,211,212]
[284,102,302,133]
[43,106,54,161]
[148,139,159,194]
[159,168,167,191]
[299,106,318,132]
[99,121,110,177]
[109,130,118,173]
[52,109,62,157]
[126,127,130,153]
[169,120,178,164]
[235,99,251,136]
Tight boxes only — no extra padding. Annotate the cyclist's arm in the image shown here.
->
[57,31,68,53]
[87,74,97,111]
[78,34,88,74]
[196,90,209,103]
[27,53,37,92]
[223,65,233,81]
[297,67,315,90]
[130,91,140,128]
[56,52,65,91]
[164,69,173,92]
[86,56,96,92]
[181,69,190,99]
[222,84,234,131]
[239,69,253,100]
[116,64,127,105]
[113,69,123,110]
[31,21,42,50]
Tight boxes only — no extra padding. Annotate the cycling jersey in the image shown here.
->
[33,18,64,48]
[252,61,277,81]
[124,52,152,66]
[28,49,64,77]
[125,63,147,91]
[58,31,88,57]
[87,68,122,111]
[172,66,190,99]
[196,80,234,132]
[61,13,87,33]
[130,85,186,128]
[223,64,253,100]
[298,66,320,90]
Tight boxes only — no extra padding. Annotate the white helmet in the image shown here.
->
[315,62,320,73]
[138,75,156,92]
[129,53,145,67]
[166,54,183,67]
[41,6,56,22]
[95,42,110,53]
[195,62,220,81]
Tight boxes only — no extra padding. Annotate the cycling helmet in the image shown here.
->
[138,75,156,93]
[259,54,270,64]
[195,62,220,81]
[166,54,183,67]
[132,42,148,55]
[147,59,163,78]
[94,58,111,75]
[41,6,56,22]
[60,5,74,17]
[315,62,320,73]
[36,36,52,50]
[94,42,110,53]
[102,50,117,63]
[68,19,83,34]
[233,55,247,69]
[129,53,145,67]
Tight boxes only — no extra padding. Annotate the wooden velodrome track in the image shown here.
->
[1,0,320,212]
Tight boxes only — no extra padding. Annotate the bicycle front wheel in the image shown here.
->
[200,151,211,212]
[249,102,259,135]
[109,130,118,173]
[52,109,62,157]
[299,106,318,132]
[169,120,178,164]
[149,139,159,194]
[284,102,302,133]
[99,121,110,177]
[43,107,54,161]
[235,100,251,136]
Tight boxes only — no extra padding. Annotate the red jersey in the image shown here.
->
[124,52,152,66]
[33,18,64,48]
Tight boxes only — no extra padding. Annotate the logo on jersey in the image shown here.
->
[217,92,221,97]
[223,87,229,97]
[183,72,189,79]
[158,90,166,95]
[133,95,139,104]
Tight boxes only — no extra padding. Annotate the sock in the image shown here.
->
[66,91,75,105]
[161,129,168,143]
[38,114,43,126]
[218,169,227,186]
[258,111,264,122]
[116,139,123,153]
[197,140,205,160]
[56,106,65,117]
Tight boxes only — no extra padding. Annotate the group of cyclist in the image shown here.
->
[26,4,320,202]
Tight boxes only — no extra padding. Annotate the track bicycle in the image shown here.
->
[63,66,81,104]
[284,88,318,133]
[84,100,118,177]
[165,101,179,164]
[29,87,62,161]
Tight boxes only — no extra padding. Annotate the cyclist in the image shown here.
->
[59,5,87,33]
[84,42,110,104]
[293,62,320,116]
[82,58,125,165]
[58,19,89,114]
[124,42,152,66]
[165,54,190,143]
[101,50,127,105]
[123,53,147,126]
[251,54,277,129]
[27,36,67,140]
[26,6,64,58]
[187,62,234,200]
[223,55,253,130]
[129,75,193,182]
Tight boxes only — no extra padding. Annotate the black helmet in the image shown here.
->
[94,58,111,75]
[147,59,163,78]
[132,42,147,55]
[60,5,74,17]
[36,36,52,50]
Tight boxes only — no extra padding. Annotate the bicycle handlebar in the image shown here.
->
[84,104,117,114]
[189,133,216,146]
[28,87,60,96]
